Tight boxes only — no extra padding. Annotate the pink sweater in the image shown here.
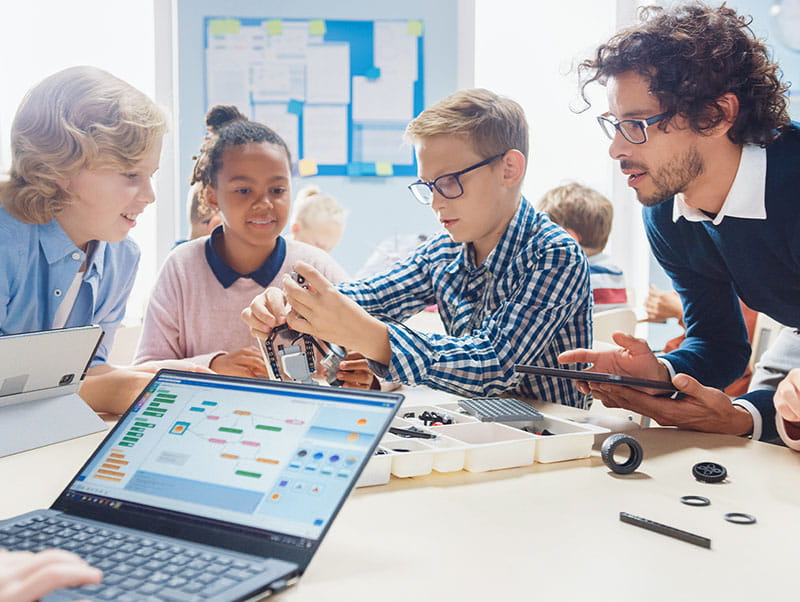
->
[134,237,348,367]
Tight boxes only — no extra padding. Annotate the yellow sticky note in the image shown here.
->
[309,20,326,35]
[266,20,283,35]
[375,162,394,176]
[407,20,423,36]
[209,19,240,35]
[298,159,319,177]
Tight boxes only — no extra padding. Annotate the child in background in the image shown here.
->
[537,182,628,312]
[243,89,592,404]
[0,66,178,414]
[187,181,222,240]
[289,185,346,253]
[134,106,354,380]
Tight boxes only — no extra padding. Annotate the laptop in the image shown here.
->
[0,325,106,457]
[0,370,403,601]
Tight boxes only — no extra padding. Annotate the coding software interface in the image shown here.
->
[68,375,397,540]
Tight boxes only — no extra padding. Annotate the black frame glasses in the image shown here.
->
[407,152,506,205]
[597,112,668,144]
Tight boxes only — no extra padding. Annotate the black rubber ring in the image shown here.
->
[724,512,756,525]
[601,434,643,475]
[680,495,711,507]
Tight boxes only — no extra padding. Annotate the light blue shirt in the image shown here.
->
[0,207,140,365]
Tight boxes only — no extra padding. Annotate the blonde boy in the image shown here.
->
[537,183,628,312]
[243,89,592,404]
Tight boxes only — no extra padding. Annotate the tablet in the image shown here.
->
[514,364,678,394]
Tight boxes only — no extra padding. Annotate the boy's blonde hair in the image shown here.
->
[537,182,613,255]
[291,185,346,231]
[404,88,529,162]
[0,66,167,224]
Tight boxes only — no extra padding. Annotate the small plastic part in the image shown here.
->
[692,461,727,483]
[457,397,544,422]
[724,512,756,525]
[680,495,711,507]
[601,433,643,475]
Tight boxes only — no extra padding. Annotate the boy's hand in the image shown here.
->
[775,368,800,424]
[558,332,670,394]
[336,353,380,390]
[589,373,754,436]
[241,287,291,339]
[283,261,391,365]
[210,347,268,378]
[644,285,683,323]
[0,549,102,602]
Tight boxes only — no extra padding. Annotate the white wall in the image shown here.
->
[474,0,651,307]
[0,1,157,323]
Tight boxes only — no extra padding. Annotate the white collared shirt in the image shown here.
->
[672,144,767,225]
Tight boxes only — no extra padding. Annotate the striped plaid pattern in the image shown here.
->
[338,199,592,407]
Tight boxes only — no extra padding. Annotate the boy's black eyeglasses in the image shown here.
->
[408,152,506,205]
[597,112,668,144]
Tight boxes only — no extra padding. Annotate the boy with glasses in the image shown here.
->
[243,88,592,404]
[559,2,800,443]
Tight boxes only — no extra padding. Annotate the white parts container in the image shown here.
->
[430,422,537,472]
[356,448,393,487]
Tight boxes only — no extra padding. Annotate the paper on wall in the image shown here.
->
[302,104,348,165]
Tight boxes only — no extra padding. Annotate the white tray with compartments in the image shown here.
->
[355,401,608,486]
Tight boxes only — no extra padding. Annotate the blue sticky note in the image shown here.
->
[365,66,381,79]
[287,100,303,115]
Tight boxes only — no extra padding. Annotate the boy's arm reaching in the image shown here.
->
[277,250,590,398]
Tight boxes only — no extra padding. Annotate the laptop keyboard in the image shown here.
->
[0,515,269,601]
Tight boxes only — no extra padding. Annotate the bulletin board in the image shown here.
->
[158,0,472,274]
[204,17,425,177]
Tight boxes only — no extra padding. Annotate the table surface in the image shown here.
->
[1,386,797,602]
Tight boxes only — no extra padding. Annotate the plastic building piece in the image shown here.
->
[692,461,727,483]
[601,433,643,475]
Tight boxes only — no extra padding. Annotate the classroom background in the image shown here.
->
[0,0,796,348]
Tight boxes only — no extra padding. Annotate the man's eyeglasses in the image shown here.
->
[408,152,506,205]
[597,112,668,144]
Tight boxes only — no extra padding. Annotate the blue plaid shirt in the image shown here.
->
[338,199,592,406]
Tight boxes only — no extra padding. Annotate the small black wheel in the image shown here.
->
[601,434,643,475]
[692,461,727,483]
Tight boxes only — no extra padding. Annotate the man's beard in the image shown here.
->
[633,145,705,207]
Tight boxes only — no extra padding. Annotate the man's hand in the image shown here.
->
[558,332,670,394]
[589,373,754,436]
[644,285,683,323]
[210,347,268,378]
[282,261,391,365]
[241,287,291,339]
[775,368,800,424]
[0,549,102,602]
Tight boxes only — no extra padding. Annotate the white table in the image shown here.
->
[1,390,797,602]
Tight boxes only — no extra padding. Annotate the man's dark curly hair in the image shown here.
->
[577,2,791,147]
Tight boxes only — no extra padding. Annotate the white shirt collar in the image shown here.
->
[672,144,767,225]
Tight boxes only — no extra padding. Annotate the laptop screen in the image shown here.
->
[63,372,400,546]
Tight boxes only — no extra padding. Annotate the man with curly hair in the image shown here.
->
[559,1,800,446]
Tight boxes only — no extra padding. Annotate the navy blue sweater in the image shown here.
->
[643,124,800,441]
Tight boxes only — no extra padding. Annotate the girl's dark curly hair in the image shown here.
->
[190,105,291,210]
[577,2,791,147]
